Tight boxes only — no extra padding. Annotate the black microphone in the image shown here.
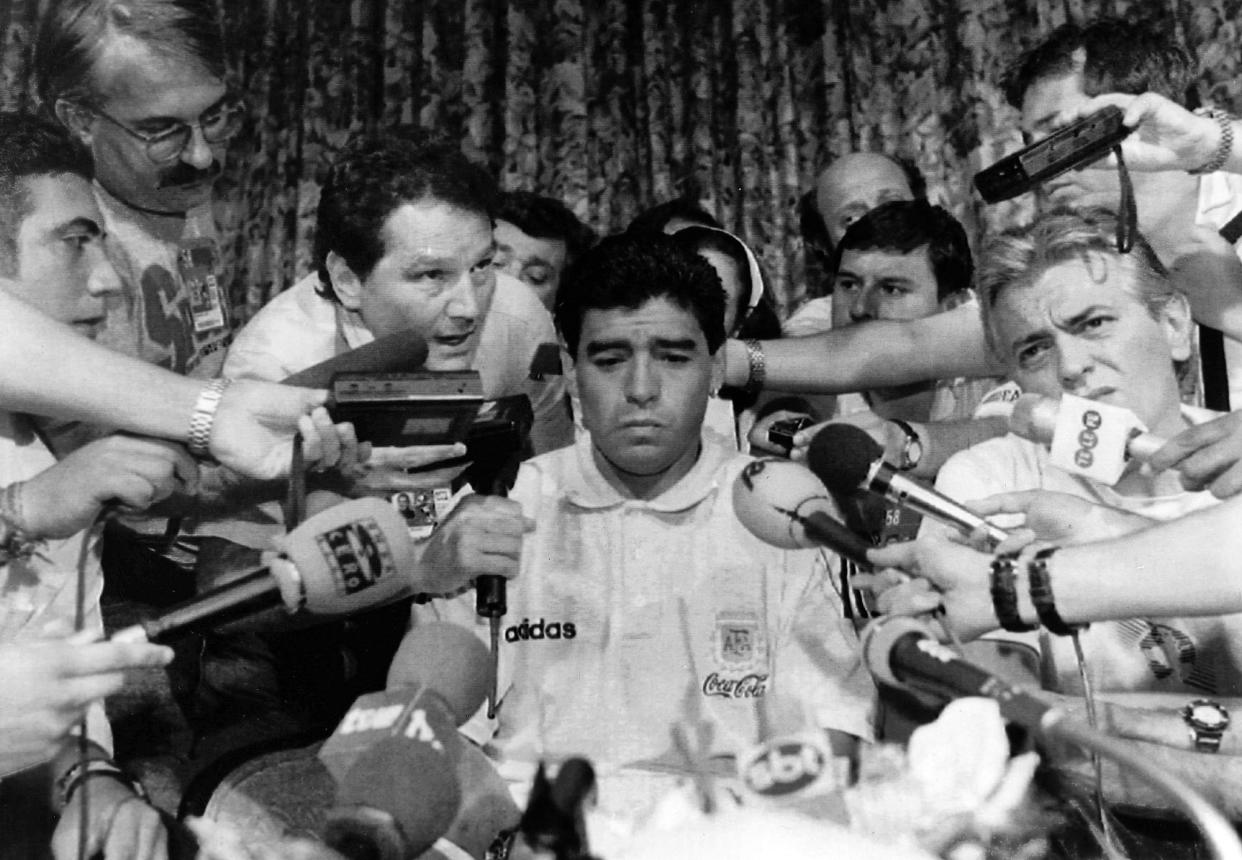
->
[111,498,417,643]
[519,758,597,860]
[807,424,1010,547]
[862,616,1055,736]
[731,458,874,569]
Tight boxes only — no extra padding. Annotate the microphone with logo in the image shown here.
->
[1009,392,1164,486]
[861,616,1242,857]
[111,497,417,643]
[317,621,493,860]
[806,424,1010,548]
[731,458,874,567]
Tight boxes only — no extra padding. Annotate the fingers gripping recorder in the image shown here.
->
[112,498,416,643]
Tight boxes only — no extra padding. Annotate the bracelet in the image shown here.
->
[1189,108,1234,175]
[742,339,766,393]
[57,759,148,810]
[1028,547,1085,636]
[0,482,40,564]
[187,378,232,459]
[990,552,1037,633]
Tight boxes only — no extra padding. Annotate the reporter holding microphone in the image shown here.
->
[867,207,1242,824]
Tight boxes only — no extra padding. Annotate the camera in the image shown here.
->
[973,106,1131,203]
[767,416,814,456]
[328,371,484,447]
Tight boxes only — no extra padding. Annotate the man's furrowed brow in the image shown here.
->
[653,337,701,351]
[584,338,632,356]
[54,217,102,235]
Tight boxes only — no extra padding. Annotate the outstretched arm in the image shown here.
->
[722,305,1001,394]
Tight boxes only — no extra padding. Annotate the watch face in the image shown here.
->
[908,439,924,466]
[1188,701,1231,730]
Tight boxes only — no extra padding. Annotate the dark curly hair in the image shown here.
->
[0,112,94,276]
[35,0,226,109]
[496,190,596,267]
[555,232,726,358]
[1002,18,1196,110]
[314,129,497,303]
[829,199,973,301]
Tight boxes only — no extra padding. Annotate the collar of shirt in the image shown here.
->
[561,430,739,513]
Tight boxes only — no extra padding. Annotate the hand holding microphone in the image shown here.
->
[112,497,418,643]
[806,423,1010,547]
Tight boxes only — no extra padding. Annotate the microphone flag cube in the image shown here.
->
[1048,392,1145,486]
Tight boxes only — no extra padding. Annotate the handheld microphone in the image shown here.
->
[861,616,1056,736]
[112,498,416,643]
[320,622,491,860]
[732,458,873,569]
[1009,393,1164,485]
[519,758,597,860]
[280,328,430,389]
[807,424,1010,548]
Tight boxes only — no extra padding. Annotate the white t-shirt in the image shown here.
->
[414,432,876,817]
[932,406,1242,697]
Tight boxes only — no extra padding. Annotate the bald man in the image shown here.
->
[785,152,924,337]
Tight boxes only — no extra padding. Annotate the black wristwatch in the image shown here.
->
[890,419,923,472]
[1182,699,1230,753]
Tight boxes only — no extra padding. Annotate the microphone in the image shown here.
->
[319,622,492,859]
[1009,392,1163,485]
[861,616,1055,736]
[519,758,597,860]
[111,498,417,643]
[732,458,874,569]
[807,424,1010,547]
[281,328,429,388]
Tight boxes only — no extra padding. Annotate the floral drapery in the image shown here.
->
[1,0,1236,321]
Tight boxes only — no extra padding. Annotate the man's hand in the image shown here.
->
[746,409,809,456]
[52,778,166,860]
[1150,411,1242,498]
[866,534,1000,640]
[209,381,331,481]
[18,435,197,539]
[414,496,534,595]
[789,410,904,464]
[0,635,173,776]
[1059,92,1222,173]
[343,443,470,496]
[968,490,1153,550]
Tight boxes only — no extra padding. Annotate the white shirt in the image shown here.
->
[415,432,876,817]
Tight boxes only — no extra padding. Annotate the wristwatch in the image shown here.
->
[890,419,923,472]
[1182,699,1230,752]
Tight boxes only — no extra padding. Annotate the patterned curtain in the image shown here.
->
[0,0,1234,323]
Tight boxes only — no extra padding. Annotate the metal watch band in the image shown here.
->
[187,377,232,459]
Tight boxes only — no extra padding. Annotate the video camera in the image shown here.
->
[328,371,532,495]
[973,106,1131,203]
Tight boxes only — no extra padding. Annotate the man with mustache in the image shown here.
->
[36,0,240,378]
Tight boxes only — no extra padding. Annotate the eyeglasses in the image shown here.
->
[87,97,245,164]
